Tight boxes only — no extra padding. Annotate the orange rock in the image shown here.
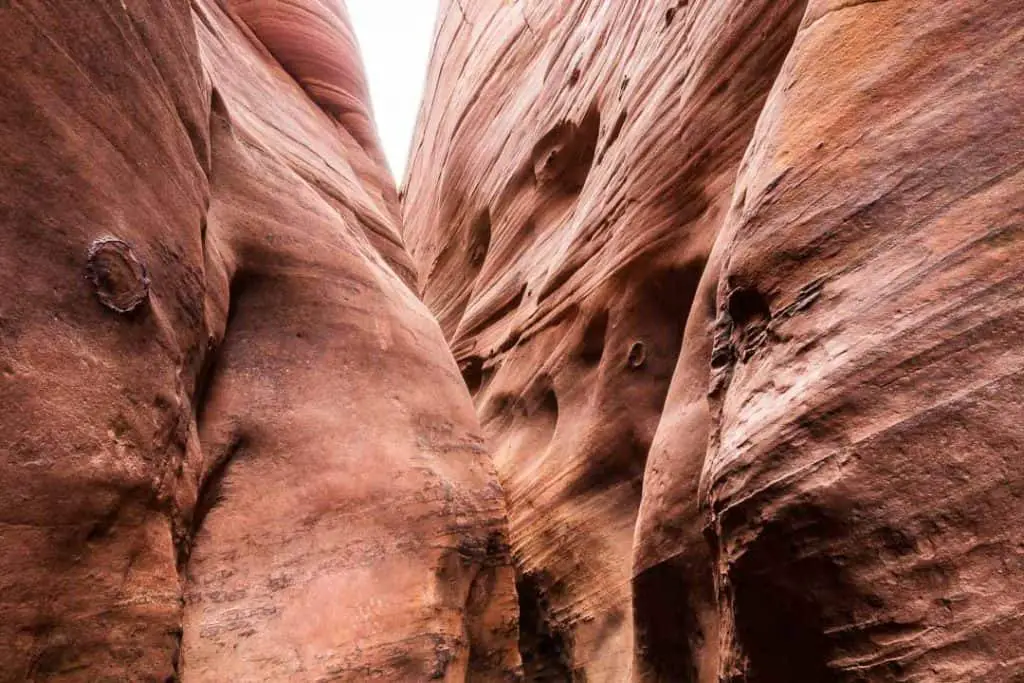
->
[2,0,1023,680]
[404,0,1024,680]
[0,1,518,680]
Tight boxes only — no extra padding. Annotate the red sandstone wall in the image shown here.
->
[404,1,1024,680]
[0,1,518,680]
[1,0,1022,680]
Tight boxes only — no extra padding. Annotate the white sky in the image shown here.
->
[347,0,440,183]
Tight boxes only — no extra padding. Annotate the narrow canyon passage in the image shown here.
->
[0,1,1022,682]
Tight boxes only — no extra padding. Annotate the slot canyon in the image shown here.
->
[0,0,1021,681]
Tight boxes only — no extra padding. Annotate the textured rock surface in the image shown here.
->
[3,0,1023,680]
[404,1,1024,681]
[0,1,518,680]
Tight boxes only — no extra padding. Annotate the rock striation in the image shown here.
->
[404,1,1024,681]
[0,1,518,680]
[2,0,1023,681]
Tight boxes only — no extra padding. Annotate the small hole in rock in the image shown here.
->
[467,210,492,269]
[580,310,609,365]
[727,287,771,327]
[627,341,647,370]
[710,341,732,369]
[460,356,485,394]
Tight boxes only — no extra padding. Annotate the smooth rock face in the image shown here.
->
[0,1,518,681]
[404,1,1024,681]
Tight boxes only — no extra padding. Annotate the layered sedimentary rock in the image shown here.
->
[0,1,518,680]
[404,1,1024,681]
[3,0,1023,680]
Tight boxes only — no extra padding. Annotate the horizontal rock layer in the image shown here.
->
[403,0,1024,680]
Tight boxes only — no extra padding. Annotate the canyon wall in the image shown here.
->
[404,1,1024,681]
[0,1,518,680]
[2,0,1022,681]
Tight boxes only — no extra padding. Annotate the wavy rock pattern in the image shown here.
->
[404,1,1024,680]
[1,0,1022,681]
[0,1,518,680]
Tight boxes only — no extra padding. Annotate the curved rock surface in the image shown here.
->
[0,1,518,680]
[404,1,1024,680]
[3,0,1023,680]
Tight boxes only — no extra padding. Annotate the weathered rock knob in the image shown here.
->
[86,237,150,313]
